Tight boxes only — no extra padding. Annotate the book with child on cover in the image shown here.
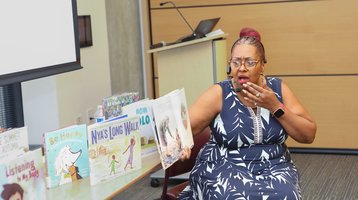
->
[0,148,46,200]
[122,99,157,158]
[43,124,90,188]
[151,88,193,170]
[87,115,141,186]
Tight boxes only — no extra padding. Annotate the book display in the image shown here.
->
[43,124,90,188]
[0,88,195,198]
[87,116,142,185]
[151,88,193,169]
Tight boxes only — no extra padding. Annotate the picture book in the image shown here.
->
[0,148,46,200]
[0,127,29,159]
[102,92,140,120]
[151,88,193,169]
[43,124,89,188]
[87,116,142,186]
[122,99,157,157]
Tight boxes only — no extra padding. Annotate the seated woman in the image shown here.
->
[179,27,317,200]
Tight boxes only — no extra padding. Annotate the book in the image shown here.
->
[43,124,90,188]
[0,148,46,200]
[151,88,193,169]
[0,127,29,159]
[87,116,142,186]
[102,92,140,120]
[122,99,157,158]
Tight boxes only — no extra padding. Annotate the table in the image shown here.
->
[45,153,160,200]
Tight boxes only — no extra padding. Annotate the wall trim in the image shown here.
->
[289,147,358,155]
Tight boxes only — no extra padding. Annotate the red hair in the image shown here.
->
[239,27,261,41]
[230,27,267,63]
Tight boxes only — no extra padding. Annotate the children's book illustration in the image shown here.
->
[0,148,46,200]
[43,124,89,188]
[122,99,157,157]
[152,88,193,169]
[102,92,140,120]
[87,116,141,185]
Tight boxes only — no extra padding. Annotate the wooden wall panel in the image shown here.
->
[150,0,294,8]
[150,0,358,75]
[282,76,358,149]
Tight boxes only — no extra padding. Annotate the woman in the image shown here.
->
[179,28,317,199]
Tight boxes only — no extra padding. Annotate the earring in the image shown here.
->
[261,72,266,86]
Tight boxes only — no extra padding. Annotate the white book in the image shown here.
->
[0,148,46,200]
[122,99,158,158]
[152,88,193,169]
[0,127,29,159]
[87,116,142,186]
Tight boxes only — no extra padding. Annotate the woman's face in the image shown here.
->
[9,192,22,200]
[230,44,264,86]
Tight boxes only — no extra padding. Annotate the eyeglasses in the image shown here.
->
[229,57,262,69]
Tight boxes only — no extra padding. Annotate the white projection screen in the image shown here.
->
[0,0,82,86]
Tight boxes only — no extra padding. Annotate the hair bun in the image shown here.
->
[239,27,261,41]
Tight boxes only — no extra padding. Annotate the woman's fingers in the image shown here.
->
[180,146,191,161]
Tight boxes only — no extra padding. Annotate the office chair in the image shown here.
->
[161,127,211,200]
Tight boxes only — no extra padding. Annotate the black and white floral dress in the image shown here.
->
[179,77,301,200]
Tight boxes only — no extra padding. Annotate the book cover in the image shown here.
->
[122,99,157,158]
[102,92,140,120]
[43,124,89,188]
[0,127,29,159]
[0,148,46,200]
[151,88,193,169]
[87,116,142,186]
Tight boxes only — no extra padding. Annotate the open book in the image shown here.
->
[152,88,193,169]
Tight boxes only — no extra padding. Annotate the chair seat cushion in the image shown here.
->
[166,181,189,200]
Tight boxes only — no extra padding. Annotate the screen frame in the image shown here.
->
[0,0,82,86]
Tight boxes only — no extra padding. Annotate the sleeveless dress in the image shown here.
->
[178,77,301,200]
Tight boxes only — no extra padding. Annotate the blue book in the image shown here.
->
[43,124,89,188]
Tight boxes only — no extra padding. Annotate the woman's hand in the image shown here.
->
[180,146,191,161]
[242,81,317,144]
[242,82,281,112]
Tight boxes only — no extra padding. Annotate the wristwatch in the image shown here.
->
[273,106,285,118]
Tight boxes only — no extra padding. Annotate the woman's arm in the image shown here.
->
[189,84,222,136]
[278,82,317,143]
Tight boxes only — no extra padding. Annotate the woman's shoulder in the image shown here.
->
[266,76,282,83]
[266,76,283,101]
[266,77,282,89]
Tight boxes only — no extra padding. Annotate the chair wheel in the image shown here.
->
[150,178,160,187]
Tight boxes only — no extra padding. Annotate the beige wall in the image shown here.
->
[56,0,111,127]
[146,0,358,149]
